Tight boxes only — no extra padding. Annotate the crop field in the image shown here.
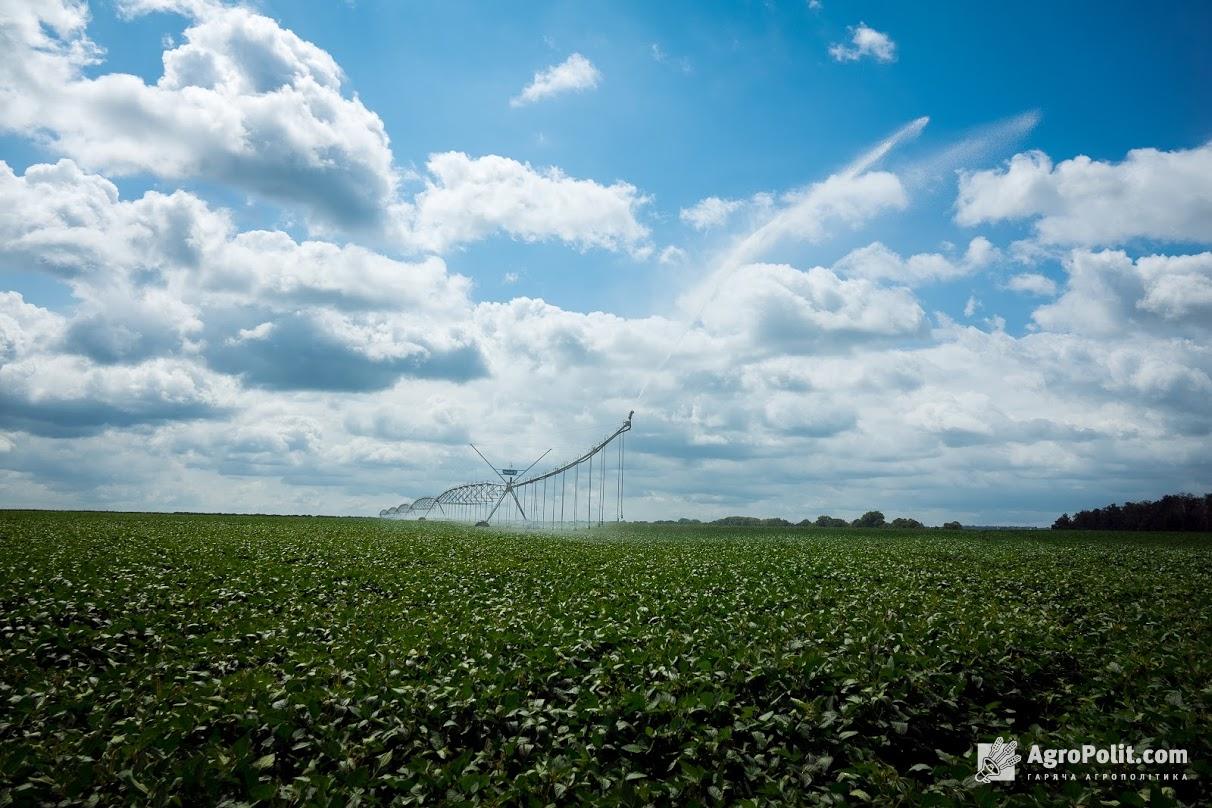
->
[1,512,1209,806]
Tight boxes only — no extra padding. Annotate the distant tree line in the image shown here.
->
[1053,493,1212,532]
[650,511,966,529]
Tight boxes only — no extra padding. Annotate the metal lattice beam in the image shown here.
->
[380,411,633,527]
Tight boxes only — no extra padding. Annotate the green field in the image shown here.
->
[1,512,1209,806]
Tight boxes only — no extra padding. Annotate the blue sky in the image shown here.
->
[0,0,1210,523]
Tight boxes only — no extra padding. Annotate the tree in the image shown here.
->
[852,510,886,528]
[942,521,963,530]
[1053,493,1211,531]
[889,517,924,529]
[711,516,763,526]
[814,515,849,528]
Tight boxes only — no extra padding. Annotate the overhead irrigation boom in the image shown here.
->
[379,411,634,527]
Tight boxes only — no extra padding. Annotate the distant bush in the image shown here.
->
[1054,493,1212,531]
[851,511,886,528]
[655,513,941,529]
[942,521,963,530]
[711,516,764,526]
[711,516,791,527]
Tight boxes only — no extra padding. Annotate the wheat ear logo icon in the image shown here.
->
[975,737,1021,783]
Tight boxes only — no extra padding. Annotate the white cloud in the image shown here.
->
[0,291,65,362]
[225,321,274,345]
[963,296,980,318]
[502,271,519,285]
[3,93,1210,524]
[723,172,908,269]
[5,244,1211,521]
[510,53,600,107]
[700,263,927,353]
[0,1,398,232]
[213,231,469,311]
[956,142,1212,246]
[1136,253,1212,320]
[1006,273,1058,296]
[0,353,235,434]
[834,237,997,286]
[829,23,897,63]
[658,246,686,265]
[0,159,482,390]
[0,159,470,314]
[680,196,746,230]
[0,292,235,436]
[0,158,229,279]
[396,152,650,255]
[1034,250,1212,337]
[0,4,647,258]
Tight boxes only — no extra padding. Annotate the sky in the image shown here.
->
[1,0,1210,525]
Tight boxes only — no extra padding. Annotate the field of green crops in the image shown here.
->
[1,511,1209,806]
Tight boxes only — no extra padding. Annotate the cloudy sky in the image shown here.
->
[1,0,1210,524]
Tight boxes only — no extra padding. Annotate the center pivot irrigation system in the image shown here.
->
[379,412,633,527]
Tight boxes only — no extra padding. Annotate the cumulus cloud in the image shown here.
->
[680,196,744,231]
[0,159,483,391]
[2,77,1209,524]
[1136,253,1212,320]
[0,4,648,256]
[0,291,64,361]
[0,159,223,279]
[203,310,487,392]
[829,23,897,63]
[1006,272,1058,296]
[0,159,471,311]
[210,231,470,311]
[65,287,203,364]
[0,292,234,437]
[0,0,398,232]
[955,142,1212,245]
[1034,249,1212,337]
[396,152,650,255]
[225,321,273,345]
[699,263,927,353]
[835,237,997,286]
[510,53,601,107]
[5,254,1211,521]
[0,355,234,437]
